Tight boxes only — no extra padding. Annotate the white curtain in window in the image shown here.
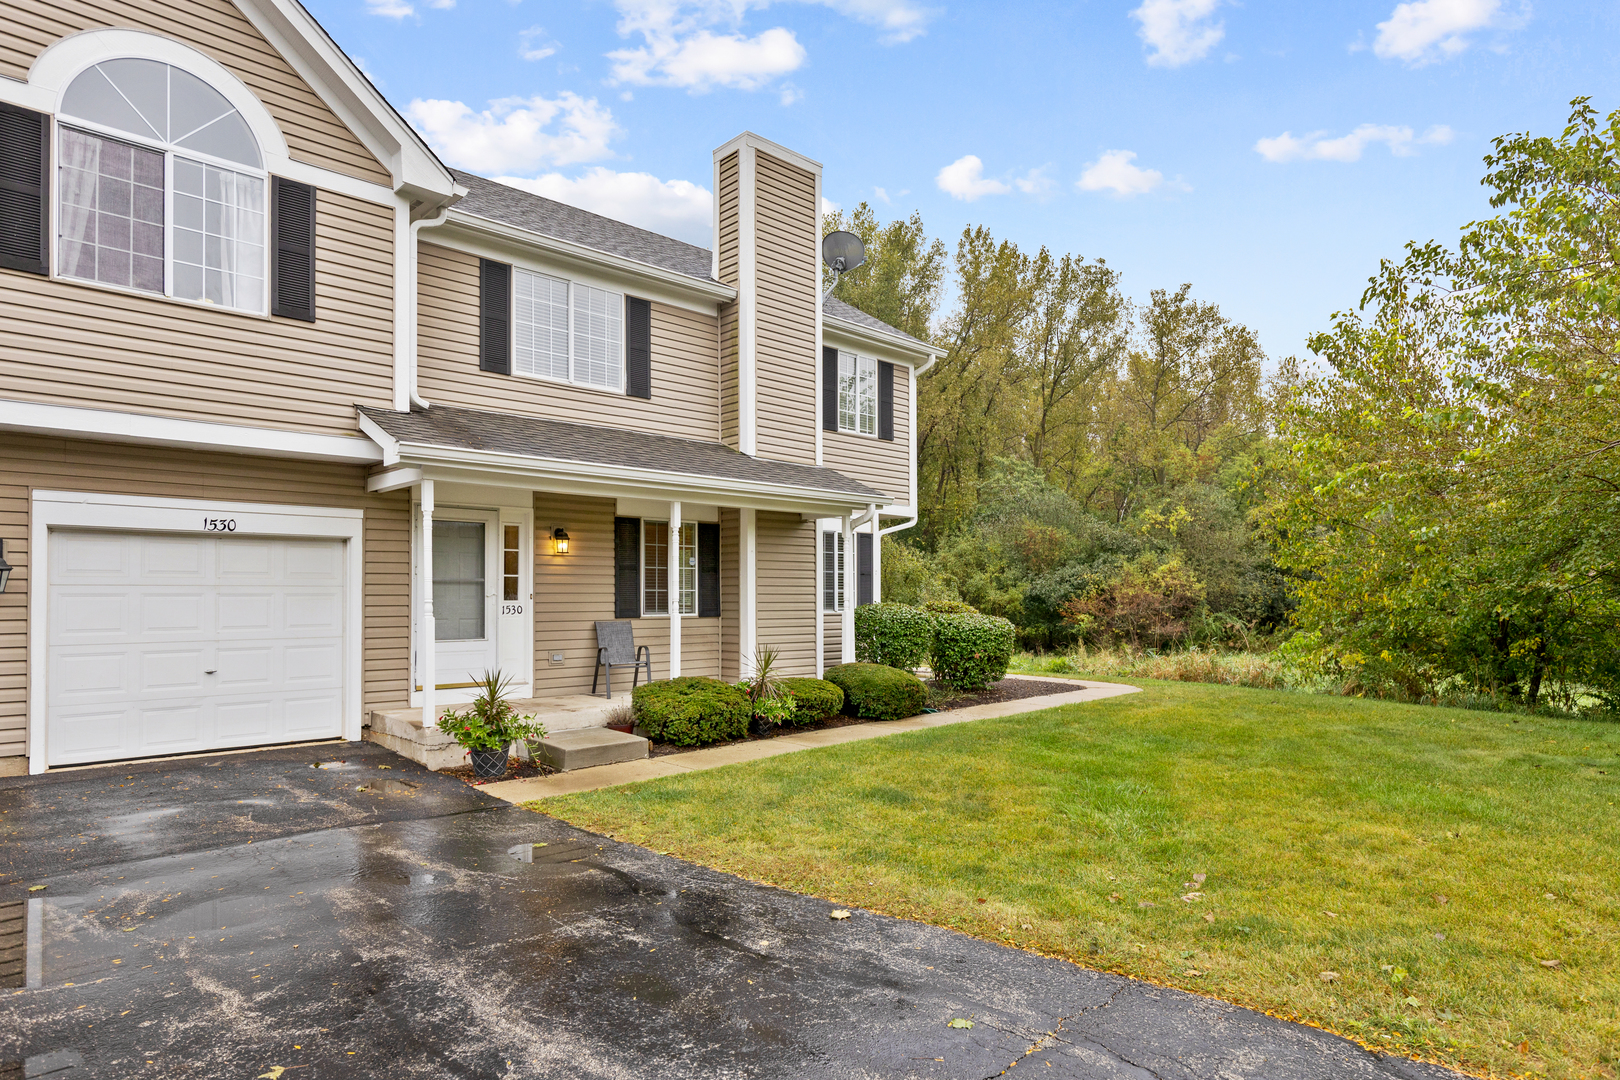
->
[172,159,263,310]
[572,283,623,390]
[57,129,164,294]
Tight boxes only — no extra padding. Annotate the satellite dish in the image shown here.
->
[821,231,866,274]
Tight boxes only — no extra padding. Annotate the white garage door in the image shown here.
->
[47,530,347,766]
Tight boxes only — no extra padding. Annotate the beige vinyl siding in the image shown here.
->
[823,612,843,671]
[716,152,739,286]
[821,366,909,502]
[720,508,740,680]
[530,493,722,697]
[0,434,409,761]
[756,511,816,677]
[719,302,739,449]
[418,243,722,441]
[1,190,394,438]
[0,0,390,185]
[752,153,817,466]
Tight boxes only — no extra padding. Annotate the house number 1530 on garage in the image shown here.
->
[202,518,238,532]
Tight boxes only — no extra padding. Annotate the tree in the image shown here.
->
[821,202,946,341]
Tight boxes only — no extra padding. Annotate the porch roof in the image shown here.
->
[358,404,891,507]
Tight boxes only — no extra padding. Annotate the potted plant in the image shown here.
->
[435,670,546,780]
[737,644,796,734]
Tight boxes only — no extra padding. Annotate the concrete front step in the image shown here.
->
[535,728,649,772]
[363,692,633,771]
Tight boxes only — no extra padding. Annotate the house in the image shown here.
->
[0,0,937,775]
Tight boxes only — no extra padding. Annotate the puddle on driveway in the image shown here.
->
[508,842,548,863]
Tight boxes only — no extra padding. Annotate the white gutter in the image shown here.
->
[446,210,736,305]
[822,316,938,368]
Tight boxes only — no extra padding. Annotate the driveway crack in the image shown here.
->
[981,984,1166,1080]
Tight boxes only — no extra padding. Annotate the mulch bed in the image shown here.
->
[446,676,1078,784]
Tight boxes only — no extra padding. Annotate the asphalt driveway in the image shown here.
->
[0,743,1466,1079]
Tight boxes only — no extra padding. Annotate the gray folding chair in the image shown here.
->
[593,620,652,698]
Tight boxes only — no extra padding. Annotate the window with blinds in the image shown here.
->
[511,267,622,391]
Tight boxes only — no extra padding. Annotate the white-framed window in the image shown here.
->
[642,520,669,616]
[55,58,266,313]
[838,350,878,436]
[822,529,845,613]
[676,522,697,617]
[513,267,623,391]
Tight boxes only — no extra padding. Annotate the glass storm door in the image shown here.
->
[433,513,499,689]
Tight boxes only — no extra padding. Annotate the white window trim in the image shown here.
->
[26,490,366,775]
[52,128,271,317]
[510,266,626,395]
[822,528,845,613]
[837,350,879,438]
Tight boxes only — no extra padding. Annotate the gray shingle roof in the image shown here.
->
[450,170,715,283]
[360,404,890,502]
[822,295,936,352]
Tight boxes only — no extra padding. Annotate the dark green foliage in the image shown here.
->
[854,603,934,670]
[920,599,977,615]
[632,677,750,746]
[824,663,928,721]
[930,612,1016,691]
[780,677,845,724]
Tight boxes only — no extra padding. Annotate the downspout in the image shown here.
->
[407,201,456,411]
[876,350,937,540]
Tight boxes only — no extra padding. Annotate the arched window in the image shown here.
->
[57,59,266,312]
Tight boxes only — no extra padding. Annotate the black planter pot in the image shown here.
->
[468,745,510,779]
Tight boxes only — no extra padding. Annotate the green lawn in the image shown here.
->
[537,681,1620,1079]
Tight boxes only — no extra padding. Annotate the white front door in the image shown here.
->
[45,530,347,766]
[433,511,499,690]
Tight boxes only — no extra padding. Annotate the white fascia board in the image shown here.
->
[366,465,422,493]
[444,212,735,310]
[395,442,884,517]
[712,131,823,177]
[822,316,937,366]
[0,399,384,464]
[235,0,455,201]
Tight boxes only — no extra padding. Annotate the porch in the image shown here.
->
[364,691,634,771]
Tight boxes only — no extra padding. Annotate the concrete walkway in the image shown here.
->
[481,676,1140,802]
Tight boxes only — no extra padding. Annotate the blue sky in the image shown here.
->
[304,0,1620,360]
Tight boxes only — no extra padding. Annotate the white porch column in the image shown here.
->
[870,513,882,604]
[418,480,436,724]
[668,500,682,679]
[814,521,825,678]
[840,512,856,664]
[740,507,757,675]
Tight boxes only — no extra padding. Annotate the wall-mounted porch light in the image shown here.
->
[552,527,570,555]
[0,540,11,593]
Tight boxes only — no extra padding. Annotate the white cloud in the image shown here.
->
[817,0,936,44]
[1077,150,1165,196]
[1014,165,1055,196]
[1255,123,1454,162]
[493,169,713,246]
[366,0,413,17]
[519,26,559,61]
[609,25,806,91]
[779,83,804,105]
[1373,0,1503,64]
[1131,0,1224,67]
[872,186,890,204]
[406,93,619,174]
[426,0,454,8]
[936,155,1011,201]
[820,195,840,216]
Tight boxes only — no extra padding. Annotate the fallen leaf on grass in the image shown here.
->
[947,1019,973,1029]
[1322,911,1337,918]
[1319,972,1338,982]
[1404,996,1422,1007]
[1107,893,1121,903]
[1138,901,1156,909]
[1518,1041,1529,1054]
[1433,894,1448,906]
[1539,959,1561,969]
[1184,969,1203,977]
[975,898,986,904]
[1202,912,1215,923]
[1020,923,1031,930]
[829,910,851,920]
[1181,892,1203,903]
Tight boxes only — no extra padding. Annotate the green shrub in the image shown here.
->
[632,677,750,746]
[921,599,978,616]
[854,603,934,670]
[780,677,844,724]
[931,612,1016,691]
[824,663,928,721]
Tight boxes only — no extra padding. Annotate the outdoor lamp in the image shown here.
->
[0,540,10,593]
[552,527,570,555]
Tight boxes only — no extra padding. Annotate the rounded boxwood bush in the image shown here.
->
[824,663,928,721]
[920,599,978,615]
[779,677,844,724]
[930,612,1016,691]
[632,677,750,746]
[854,603,933,671]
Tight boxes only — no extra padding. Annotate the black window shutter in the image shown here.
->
[878,362,895,441]
[697,522,720,617]
[857,532,874,607]
[822,346,839,432]
[625,295,652,399]
[0,102,49,276]
[480,259,511,374]
[614,517,641,618]
[270,177,316,320]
